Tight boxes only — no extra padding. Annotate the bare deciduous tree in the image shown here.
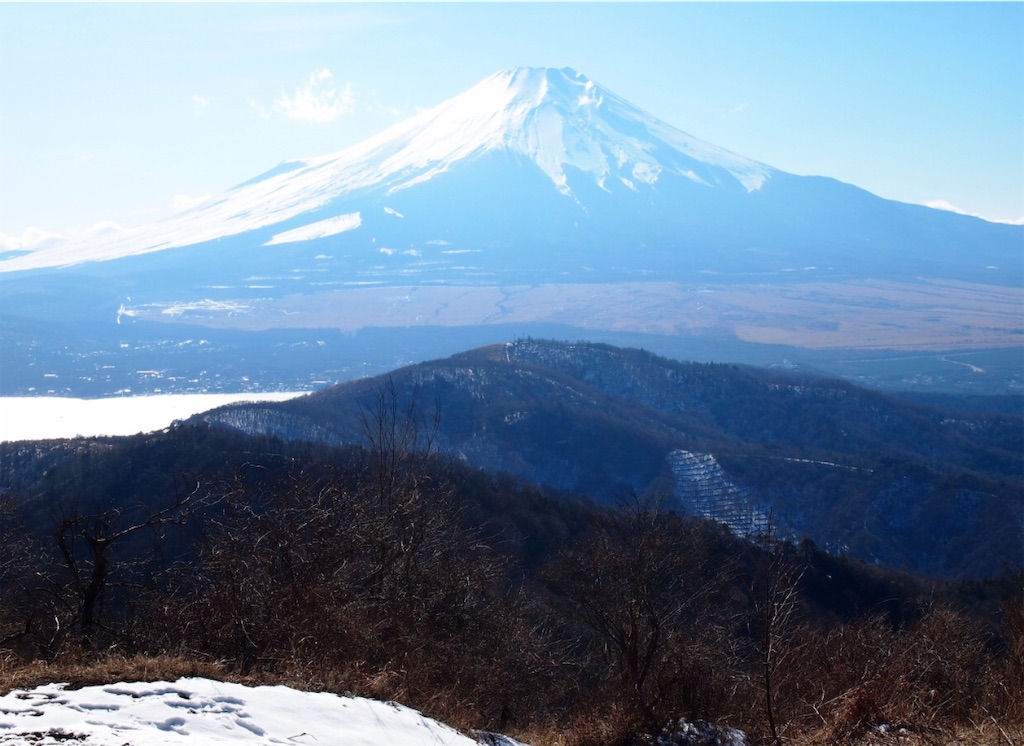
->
[546,493,723,725]
[747,516,805,746]
[52,481,204,645]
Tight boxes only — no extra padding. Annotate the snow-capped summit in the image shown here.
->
[238,66,771,203]
[344,66,773,197]
[497,66,771,193]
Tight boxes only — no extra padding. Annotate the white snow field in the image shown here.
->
[0,678,524,746]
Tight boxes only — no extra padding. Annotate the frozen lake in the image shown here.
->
[0,392,308,442]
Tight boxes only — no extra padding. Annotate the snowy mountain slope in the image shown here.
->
[0,678,527,746]
[0,67,772,273]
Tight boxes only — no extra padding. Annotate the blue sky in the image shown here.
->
[1,2,1022,244]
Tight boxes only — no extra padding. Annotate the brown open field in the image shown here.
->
[148,277,1023,352]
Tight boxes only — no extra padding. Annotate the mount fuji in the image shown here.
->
[4,66,1018,281]
[1,67,1021,397]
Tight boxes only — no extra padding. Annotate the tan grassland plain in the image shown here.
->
[155,278,1023,352]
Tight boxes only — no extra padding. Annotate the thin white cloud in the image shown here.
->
[366,99,404,118]
[173,193,213,212]
[249,99,271,120]
[79,220,126,237]
[192,94,211,109]
[0,222,127,253]
[0,227,65,252]
[275,68,354,124]
[924,199,969,215]
[923,199,1024,225]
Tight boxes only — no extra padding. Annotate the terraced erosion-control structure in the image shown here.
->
[668,450,770,538]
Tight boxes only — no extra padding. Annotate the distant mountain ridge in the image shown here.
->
[2,67,1018,285]
[194,339,1024,579]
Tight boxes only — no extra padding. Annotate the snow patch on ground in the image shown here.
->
[0,678,524,746]
[643,717,748,745]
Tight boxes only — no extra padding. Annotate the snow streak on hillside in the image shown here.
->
[0,67,771,272]
[263,212,362,245]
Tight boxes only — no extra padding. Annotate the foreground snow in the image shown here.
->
[0,678,522,745]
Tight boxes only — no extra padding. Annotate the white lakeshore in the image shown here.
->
[0,392,308,442]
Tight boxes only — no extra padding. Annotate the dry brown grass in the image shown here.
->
[0,652,236,695]
[496,720,1024,746]
[790,721,1023,746]
[536,704,643,746]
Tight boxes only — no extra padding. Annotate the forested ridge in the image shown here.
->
[192,340,1024,579]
